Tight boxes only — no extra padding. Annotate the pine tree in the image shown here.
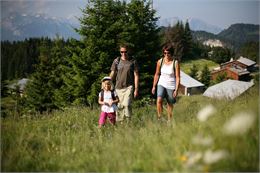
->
[162,21,185,61]
[162,26,173,46]
[49,36,68,108]
[210,47,233,64]
[1,38,42,81]
[200,64,211,87]
[239,41,259,63]
[61,0,126,106]
[24,38,56,113]
[59,38,87,105]
[24,36,68,112]
[125,0,160,96]
[189,64,199,80]
[172,21,185,60]
[61,0,159,106]
[182,21,193,60]
[162,21,193,61]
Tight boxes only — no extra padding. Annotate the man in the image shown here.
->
[110,44,139,122]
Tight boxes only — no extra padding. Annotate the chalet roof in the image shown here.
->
[220,60,234,66]
[237,56,256,66]
[203,79,254,100]
[228,66,250,75]
[180,71,205,88]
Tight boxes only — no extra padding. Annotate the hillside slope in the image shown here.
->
[1,81,259,172]
[192,23,259,50]
[218,23,259,44]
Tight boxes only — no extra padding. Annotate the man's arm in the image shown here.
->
[110,58,116,80]
[134,71,139,98]
[109,70,115,79]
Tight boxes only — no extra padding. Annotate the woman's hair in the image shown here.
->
[120,44,128,49]
[162,43,175,55]
[101,80,114,90]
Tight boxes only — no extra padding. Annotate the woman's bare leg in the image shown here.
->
[167,103,173,121]
[157,97,163,119]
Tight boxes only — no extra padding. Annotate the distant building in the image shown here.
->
[211,65,250,81]
[236,56,258,72]
[211,56,256,81]
[203,39,224,48]
[179,71,205,96]
[203,79,254,100]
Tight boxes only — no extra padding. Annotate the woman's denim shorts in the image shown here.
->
[157,85,176,104]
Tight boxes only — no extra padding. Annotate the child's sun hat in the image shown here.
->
[102,76,112,82]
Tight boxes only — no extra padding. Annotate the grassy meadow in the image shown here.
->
[1,82,259,172]
[180,59,219,74]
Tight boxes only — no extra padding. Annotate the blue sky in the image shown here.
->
[153,0,259,29]
[1,0,259,29]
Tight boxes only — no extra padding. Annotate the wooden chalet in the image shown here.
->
[211,56,256,81]
[179,71,205,95]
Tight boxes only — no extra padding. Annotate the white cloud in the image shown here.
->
[2,20,13,29]
[13,30,21,36]
[2,1,49,18]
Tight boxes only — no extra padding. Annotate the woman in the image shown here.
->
[152,44,180,122]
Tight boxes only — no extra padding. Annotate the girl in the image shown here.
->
[98,77,119,128]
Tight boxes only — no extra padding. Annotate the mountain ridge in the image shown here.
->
[1,13,80,41]
[1,13,259,49]
[158,17,223,34]
[192,23,259,50]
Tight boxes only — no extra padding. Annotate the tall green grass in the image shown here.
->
[1,83,259,172]
[180,59,219,73]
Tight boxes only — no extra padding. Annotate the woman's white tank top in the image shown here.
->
[157,61,176,90]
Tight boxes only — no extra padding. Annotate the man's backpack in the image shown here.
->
[115,57,121,69]
[114,56,136,71]
[100,89,116,101]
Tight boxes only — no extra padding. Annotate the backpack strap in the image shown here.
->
[100,89,116,101]
[173,59,176,77]
[159,57,177,76]
[111,89,116,100]
[115,57,121,71]
[159,57,164,75]
[100,89,104,102]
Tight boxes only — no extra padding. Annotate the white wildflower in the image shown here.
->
[184,151,203,168]
[197,104,216,122]
[72,147,76,153]
[203,149,228,164]
[192,134,213,147]
[223,112,256,135]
